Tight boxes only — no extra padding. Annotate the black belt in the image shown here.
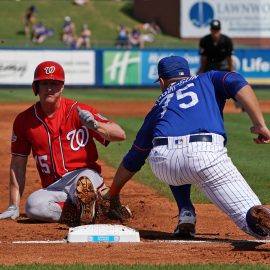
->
[153,135,212,146]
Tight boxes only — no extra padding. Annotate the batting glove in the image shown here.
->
[0,204,20,220]
[77,106,99,130]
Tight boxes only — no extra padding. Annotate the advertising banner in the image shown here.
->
[181,0,270,38]
[0,50,96,85]
[141,50,200,85]
[103,51,140,86]
[234,49,270,84]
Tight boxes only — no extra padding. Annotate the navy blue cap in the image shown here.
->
[210,19,221,30]
[155,56,190,82]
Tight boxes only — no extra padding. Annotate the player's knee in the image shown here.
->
[246,205,270,238]
[25,193,61,222]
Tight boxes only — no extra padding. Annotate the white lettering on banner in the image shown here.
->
[66,126,89,151]
[106,52,140,84]
[242,58,270,72]
[44,66,56,74]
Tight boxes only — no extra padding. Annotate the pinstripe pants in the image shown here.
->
[149,133,262,238]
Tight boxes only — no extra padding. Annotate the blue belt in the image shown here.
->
[153,135,212,146]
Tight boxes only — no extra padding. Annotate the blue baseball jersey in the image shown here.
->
[123,71,248,172]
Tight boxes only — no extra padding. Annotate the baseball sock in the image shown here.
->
[169,184,195,215]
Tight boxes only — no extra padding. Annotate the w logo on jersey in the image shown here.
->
[67,126,89,151]
[44,66,56,75]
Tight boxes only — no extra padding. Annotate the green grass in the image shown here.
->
[0,265,269,270]
[0,88,270,203]
[0,88,269,102]
[0,0,194,49]
[97,113,270,204]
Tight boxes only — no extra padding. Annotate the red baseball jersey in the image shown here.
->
[11,97,111,188]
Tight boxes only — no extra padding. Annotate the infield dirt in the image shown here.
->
[0,101,269,265]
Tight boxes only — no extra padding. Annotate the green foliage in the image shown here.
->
[0,0,192,48]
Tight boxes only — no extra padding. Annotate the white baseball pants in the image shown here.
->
[149,133,262,238]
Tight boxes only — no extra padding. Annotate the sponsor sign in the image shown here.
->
[103,51,140,85]
[234,49,270,84]
[141,51,200,85]
[181,0,270,38]
[0,50,95,85]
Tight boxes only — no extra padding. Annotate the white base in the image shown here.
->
[67,224,140,243]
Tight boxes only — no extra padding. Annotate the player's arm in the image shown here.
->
[0,155,27,220]
[235,84,270,144]
[94,121,126,142]
[198,55,207,74]
[226,55,235,72]
[77,106,126,141]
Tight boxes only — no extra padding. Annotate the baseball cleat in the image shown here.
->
[76,176,97,225]
[173,208,196,238]
[247,205,270,237]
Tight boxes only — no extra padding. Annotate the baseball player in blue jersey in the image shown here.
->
[105,55,270,239]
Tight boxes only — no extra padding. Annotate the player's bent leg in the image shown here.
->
[76,176,97,225]
[246,205,270,238]
[25,189,67,222]
[72,169,104,225]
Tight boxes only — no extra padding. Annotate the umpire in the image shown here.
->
[197,19,235,74]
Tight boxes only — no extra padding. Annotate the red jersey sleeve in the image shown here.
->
[11,113,31,156]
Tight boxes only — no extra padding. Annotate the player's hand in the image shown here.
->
[107,194,132,222]
[77,106,99,130]
[0,205,19,220]
[250,125,270,144]
[100,189,132,222]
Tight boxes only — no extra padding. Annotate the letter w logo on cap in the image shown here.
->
[44,66,56,74]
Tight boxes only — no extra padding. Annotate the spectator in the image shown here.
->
[138,20,161,35]
[32,22,53,44]
[115,24,129,48]
[73,0,89,5]
[23,5,37,38]
[76,24,92,48]
[62,16,76,47]
[129,27,144,49]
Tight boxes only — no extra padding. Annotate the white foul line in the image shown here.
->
[1,239,269,244]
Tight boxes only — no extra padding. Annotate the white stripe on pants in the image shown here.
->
[149,134,261,238]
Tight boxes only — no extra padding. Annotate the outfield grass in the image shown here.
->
[0,88,269,102]
[97,113,270,204]
[0,89,269,203]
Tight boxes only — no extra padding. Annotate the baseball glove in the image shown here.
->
[98,185,132,222]
[107,195,132,222]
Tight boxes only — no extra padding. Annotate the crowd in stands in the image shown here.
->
[22,4,161,49]
[115,21,161,49]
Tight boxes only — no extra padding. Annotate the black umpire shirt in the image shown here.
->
[199,34,234,71]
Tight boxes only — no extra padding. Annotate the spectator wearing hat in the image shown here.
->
[62,16,76,47]
[197,19,235,74]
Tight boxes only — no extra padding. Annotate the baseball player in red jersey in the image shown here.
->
[0,61,126,225]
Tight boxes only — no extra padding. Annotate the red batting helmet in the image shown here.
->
[32,61,65,95]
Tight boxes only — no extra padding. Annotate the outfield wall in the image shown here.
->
[0,48,269,87]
